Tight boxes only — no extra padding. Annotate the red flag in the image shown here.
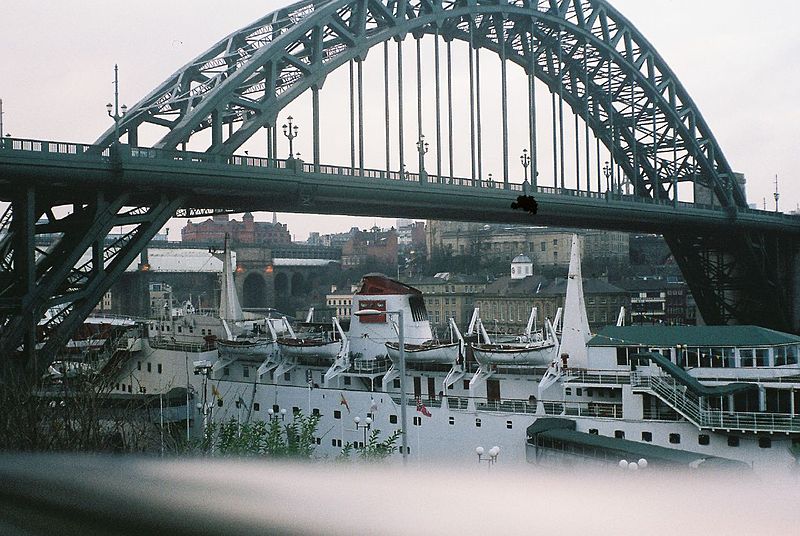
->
[340,393,351,413]
[416,398,431,417]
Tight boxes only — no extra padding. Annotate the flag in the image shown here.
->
[211,384,222,401]
[416,398,431,417]
[340,393,350,413]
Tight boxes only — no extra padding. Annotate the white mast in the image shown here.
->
[218,233,244,321]
[559,234,591,368]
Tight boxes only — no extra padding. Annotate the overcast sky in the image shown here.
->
[2,0,798,239]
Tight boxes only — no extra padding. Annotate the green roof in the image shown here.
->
[589,325,800,348]
[527,418,749,470]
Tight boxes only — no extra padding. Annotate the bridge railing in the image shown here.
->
[4,137,800,222]
[0,137,111,157]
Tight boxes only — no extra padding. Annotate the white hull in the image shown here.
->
[472,342,558,367]
[385,342,460,365]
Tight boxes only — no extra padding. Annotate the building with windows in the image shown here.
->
[402,273,487,332]
[426,222,629,268]
[181,212,291,246]
[325,285,358,319]
[341,227,398,268]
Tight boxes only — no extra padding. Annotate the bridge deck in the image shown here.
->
[1,138,798,235]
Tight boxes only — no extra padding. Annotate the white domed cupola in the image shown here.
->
[511,254,533,280]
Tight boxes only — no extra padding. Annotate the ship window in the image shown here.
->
[128,385,132,393]
[565,388,572,396]
[253,403,260,411]
[413,417,421,426]
[669,433,681,444]
[243,366,250,378]
[475,418,481,428]
[698,434,710,445]
[506,420,513,429]
[331,439,337,447]
[334,410,341,419]
[273,404,279,413]
[589,429,598,435]
[449,417,455,425]
[147,362,152,373]
[614,430,625,439]
[316,438,321,445]
[393,379,400,388]
[758,437,772,449]
[177,326,182,333]
[284,372,291,381]
[217,399,223,407]
[137,361,141,371]
[463,380,470,390]
[642,431,652,442]
[312,408,320,416]
[587,389,594,397]
[293,407,300,415]
[576,388,583,396]
[158,364,162,374]
[344,376,351,385]
[224,367,229,376]
[390,415,398,424]
[727,436,740,447]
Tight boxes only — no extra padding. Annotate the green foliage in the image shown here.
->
[340,429,402,461]
[196,411,321,459]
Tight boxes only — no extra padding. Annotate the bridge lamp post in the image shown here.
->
[520,149,531,191]
[416,135,429,183]
[105,64,127,145]
[354,308,407,465]
[282,116,298,159]
[603,161,612,193]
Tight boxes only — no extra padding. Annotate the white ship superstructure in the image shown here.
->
[103,235,800,472]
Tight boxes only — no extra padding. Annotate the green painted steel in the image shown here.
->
[590,326,800,349]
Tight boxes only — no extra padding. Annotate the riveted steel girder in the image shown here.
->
[0,190,185,380]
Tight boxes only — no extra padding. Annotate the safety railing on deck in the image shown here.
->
[565,369,631,385]
[632,372,800,433]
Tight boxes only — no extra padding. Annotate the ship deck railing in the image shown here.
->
[149,337,216,353]
[565,369,632,385]
[633,372,800,433]
[351,357,391,375]
[541,401,623,419]
[391,396,443,409]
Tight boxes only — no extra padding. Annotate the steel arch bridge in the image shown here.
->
[1,0,798,377]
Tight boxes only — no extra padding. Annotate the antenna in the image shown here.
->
[773,174,780,213]
[0,98,4,139]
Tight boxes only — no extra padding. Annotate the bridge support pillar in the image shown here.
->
[665,230,797,333]
[0,192,185,381]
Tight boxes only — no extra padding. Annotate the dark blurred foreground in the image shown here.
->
[0,454,797,535]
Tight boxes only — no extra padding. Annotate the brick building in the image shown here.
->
[181,212,291,246]
[341,228,398,268]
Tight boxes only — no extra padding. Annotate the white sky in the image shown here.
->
[1,0,798,240]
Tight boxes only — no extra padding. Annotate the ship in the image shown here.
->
[103,234,800,472]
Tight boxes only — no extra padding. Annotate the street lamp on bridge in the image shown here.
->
[105,64,127,145]
[603,161,612,193]
[282,116,299,159]
[416,134,429,182]
[520,149,531,192]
